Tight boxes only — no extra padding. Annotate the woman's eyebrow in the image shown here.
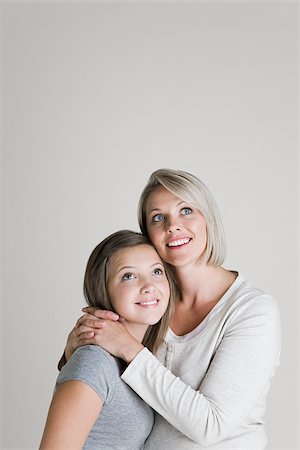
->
[148,201,186,213]
[148,208,161,213]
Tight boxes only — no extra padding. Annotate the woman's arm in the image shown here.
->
[83,296,281,446]
[58,309,121,370]
[121,295,281,446]
[39,381,103,449]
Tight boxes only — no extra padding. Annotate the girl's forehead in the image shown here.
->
[109,244,161,267]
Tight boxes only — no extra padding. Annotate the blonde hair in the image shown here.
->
[83,230,179,354]
[138,169,226,266]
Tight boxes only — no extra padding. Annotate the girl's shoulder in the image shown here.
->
[57,345,118,403]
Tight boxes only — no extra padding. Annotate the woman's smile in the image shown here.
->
[145,187,207,267]
[166,237,192,249]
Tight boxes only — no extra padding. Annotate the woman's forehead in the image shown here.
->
[145,187,184,211]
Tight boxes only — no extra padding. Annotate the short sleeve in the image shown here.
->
[56,345,115,404]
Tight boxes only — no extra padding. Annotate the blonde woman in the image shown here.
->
[40,230,178,450]
[60,169,281,450]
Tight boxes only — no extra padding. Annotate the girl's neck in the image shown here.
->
[123,322,148,343]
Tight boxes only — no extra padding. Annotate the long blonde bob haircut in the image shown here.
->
[138,169,226,266]
[83,230,179,354]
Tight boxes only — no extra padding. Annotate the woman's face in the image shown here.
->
[145,187,207,268]
[107,244,170,327]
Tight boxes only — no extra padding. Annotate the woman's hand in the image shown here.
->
[60,307,143,367]
[81,317,144,363]
[65,308,121,361]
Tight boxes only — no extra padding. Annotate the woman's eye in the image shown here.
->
[122,273,136,281]
[153,268,164,276]
[181,207,192,215]
[152,213,165,223]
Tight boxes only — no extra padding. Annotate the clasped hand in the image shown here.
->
[65,307,144,363]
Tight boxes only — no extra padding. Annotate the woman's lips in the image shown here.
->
[166,238,191,248]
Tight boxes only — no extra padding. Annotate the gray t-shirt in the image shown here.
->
[57,345,154,450]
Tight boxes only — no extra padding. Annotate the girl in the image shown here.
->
[40,230,178,450]
[61,169,281,450]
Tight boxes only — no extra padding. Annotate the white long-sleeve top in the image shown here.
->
[121,273,281,449]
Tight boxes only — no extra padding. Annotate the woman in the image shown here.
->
[40,230,178,450]
[61,169,281,449]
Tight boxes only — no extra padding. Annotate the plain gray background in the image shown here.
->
[1,1,298,449]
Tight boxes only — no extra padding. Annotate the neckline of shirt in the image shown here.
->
[166,272,245,342]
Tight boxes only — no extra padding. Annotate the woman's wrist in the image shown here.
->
[65,344,74,362]
[57,351,67,371]
[122,341,144,364]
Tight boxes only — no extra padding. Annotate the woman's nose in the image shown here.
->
[166,218,181,234]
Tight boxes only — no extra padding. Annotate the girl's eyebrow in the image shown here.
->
[117,262,163,273]
[117,265,136,273]
[151,262,164,267]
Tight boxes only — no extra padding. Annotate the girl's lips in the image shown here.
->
[136,299,159,306]
[166,238,191,248]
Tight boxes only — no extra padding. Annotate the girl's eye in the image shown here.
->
[152,213,165,223]
[122,273,136,281]
[181,207,192,215]
[153,268,164,276]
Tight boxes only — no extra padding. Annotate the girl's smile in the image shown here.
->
[107,244,170,340]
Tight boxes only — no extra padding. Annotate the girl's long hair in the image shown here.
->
[83,230,179,354]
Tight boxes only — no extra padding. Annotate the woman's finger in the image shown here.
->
[80,319,105,329]
[82,307,119,321]
[77,332,103,347]
[77,331,95,340]
[75,313,93,328]
[76,322,104,336]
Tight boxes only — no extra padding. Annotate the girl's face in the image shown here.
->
[107,244,170,328]
[145,187,207,268]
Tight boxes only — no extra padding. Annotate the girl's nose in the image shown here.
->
[141,283,155,294]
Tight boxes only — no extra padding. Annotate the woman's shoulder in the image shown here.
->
[235,273,276,301]
[226,273,280,322]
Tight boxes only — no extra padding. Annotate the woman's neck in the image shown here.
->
[174,263,237,307]
[170,263,237,336]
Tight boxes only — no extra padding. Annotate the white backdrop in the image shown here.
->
[1,2,298,449]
